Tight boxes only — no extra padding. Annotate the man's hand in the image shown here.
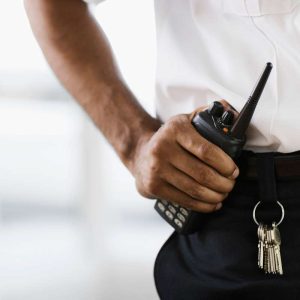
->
[132,101,239,213]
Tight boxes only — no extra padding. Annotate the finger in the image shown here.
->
[160,163,228,204]
[176,123,239,179]
[157,181,222,213]
[170,144,235,193]
[189,104,210,121]
[219,99,237,111]
[219,99,239,122]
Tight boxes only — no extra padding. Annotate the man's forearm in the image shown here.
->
[24,0,160,171]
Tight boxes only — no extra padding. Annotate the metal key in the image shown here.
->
[267,227,275,274]
[263,225,269,273]
[266,227,272,273]
[257,223,264,268]
[271,222,283,275]
[253,201,285,275]
[265,227,270,273]
[258,223,266,269]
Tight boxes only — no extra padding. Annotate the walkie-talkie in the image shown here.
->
[154,62,273,235]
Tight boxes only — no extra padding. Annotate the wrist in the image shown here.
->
[124,120,160,175]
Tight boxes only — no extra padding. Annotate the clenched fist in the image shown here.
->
[132,100,239,213]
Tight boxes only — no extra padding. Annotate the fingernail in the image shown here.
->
[215,203,222,210]
[230,168,239,179]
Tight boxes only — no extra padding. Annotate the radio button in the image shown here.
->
[177,213,186,222]
[174,219,183,228]
[158,203,165,212]
[168,205,176,214]
[180,208,189,216]
[165,211,174,220]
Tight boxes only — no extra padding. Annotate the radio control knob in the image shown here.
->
[221,111,234,126]
[208,101,224,118]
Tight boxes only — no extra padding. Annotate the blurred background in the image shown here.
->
[0,1,172,299]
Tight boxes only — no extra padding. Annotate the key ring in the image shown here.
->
[252,200,285,226]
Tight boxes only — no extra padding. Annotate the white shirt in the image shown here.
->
[85,0,300,153]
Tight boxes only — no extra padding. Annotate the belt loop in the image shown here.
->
[256,152,278,203]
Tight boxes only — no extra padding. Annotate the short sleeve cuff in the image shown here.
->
[82,0,104,5]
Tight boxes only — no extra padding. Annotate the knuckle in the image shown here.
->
[148,157,160,174]
[205,166,213,178]
[149,136,170,158]
[203,169,215,185]
[149,139,162,157]
[171,113,188,123]
[167,115,179,125]
[189,191,200,200]
[135,181,153,199]
[168,114,189,131]
[190,185,206,199]
[136,186,150,198]
[166,120,179,134]
[198,142,212,160]
[145,176,160,196]
[177,114,189,124]
[166,116,179,129]
[185,137,195,150]
[196,170,208,185]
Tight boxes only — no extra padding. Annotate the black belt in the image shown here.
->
[236,150,300,180]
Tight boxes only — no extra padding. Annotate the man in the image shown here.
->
[25,0,300,299]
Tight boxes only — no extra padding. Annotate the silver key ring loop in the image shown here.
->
[252,200,285,226]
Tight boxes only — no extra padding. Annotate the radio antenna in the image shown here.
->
[230,62,273,139]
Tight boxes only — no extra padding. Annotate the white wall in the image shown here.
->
[0,1,172,299]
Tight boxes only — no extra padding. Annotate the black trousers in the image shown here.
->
[154,151,300,299]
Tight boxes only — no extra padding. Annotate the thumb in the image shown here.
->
[188,104,209,122]
[219,99,239,122]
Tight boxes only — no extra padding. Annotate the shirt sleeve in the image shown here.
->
[82,0,105,5]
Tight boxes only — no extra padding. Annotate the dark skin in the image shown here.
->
[24,0,239,213]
